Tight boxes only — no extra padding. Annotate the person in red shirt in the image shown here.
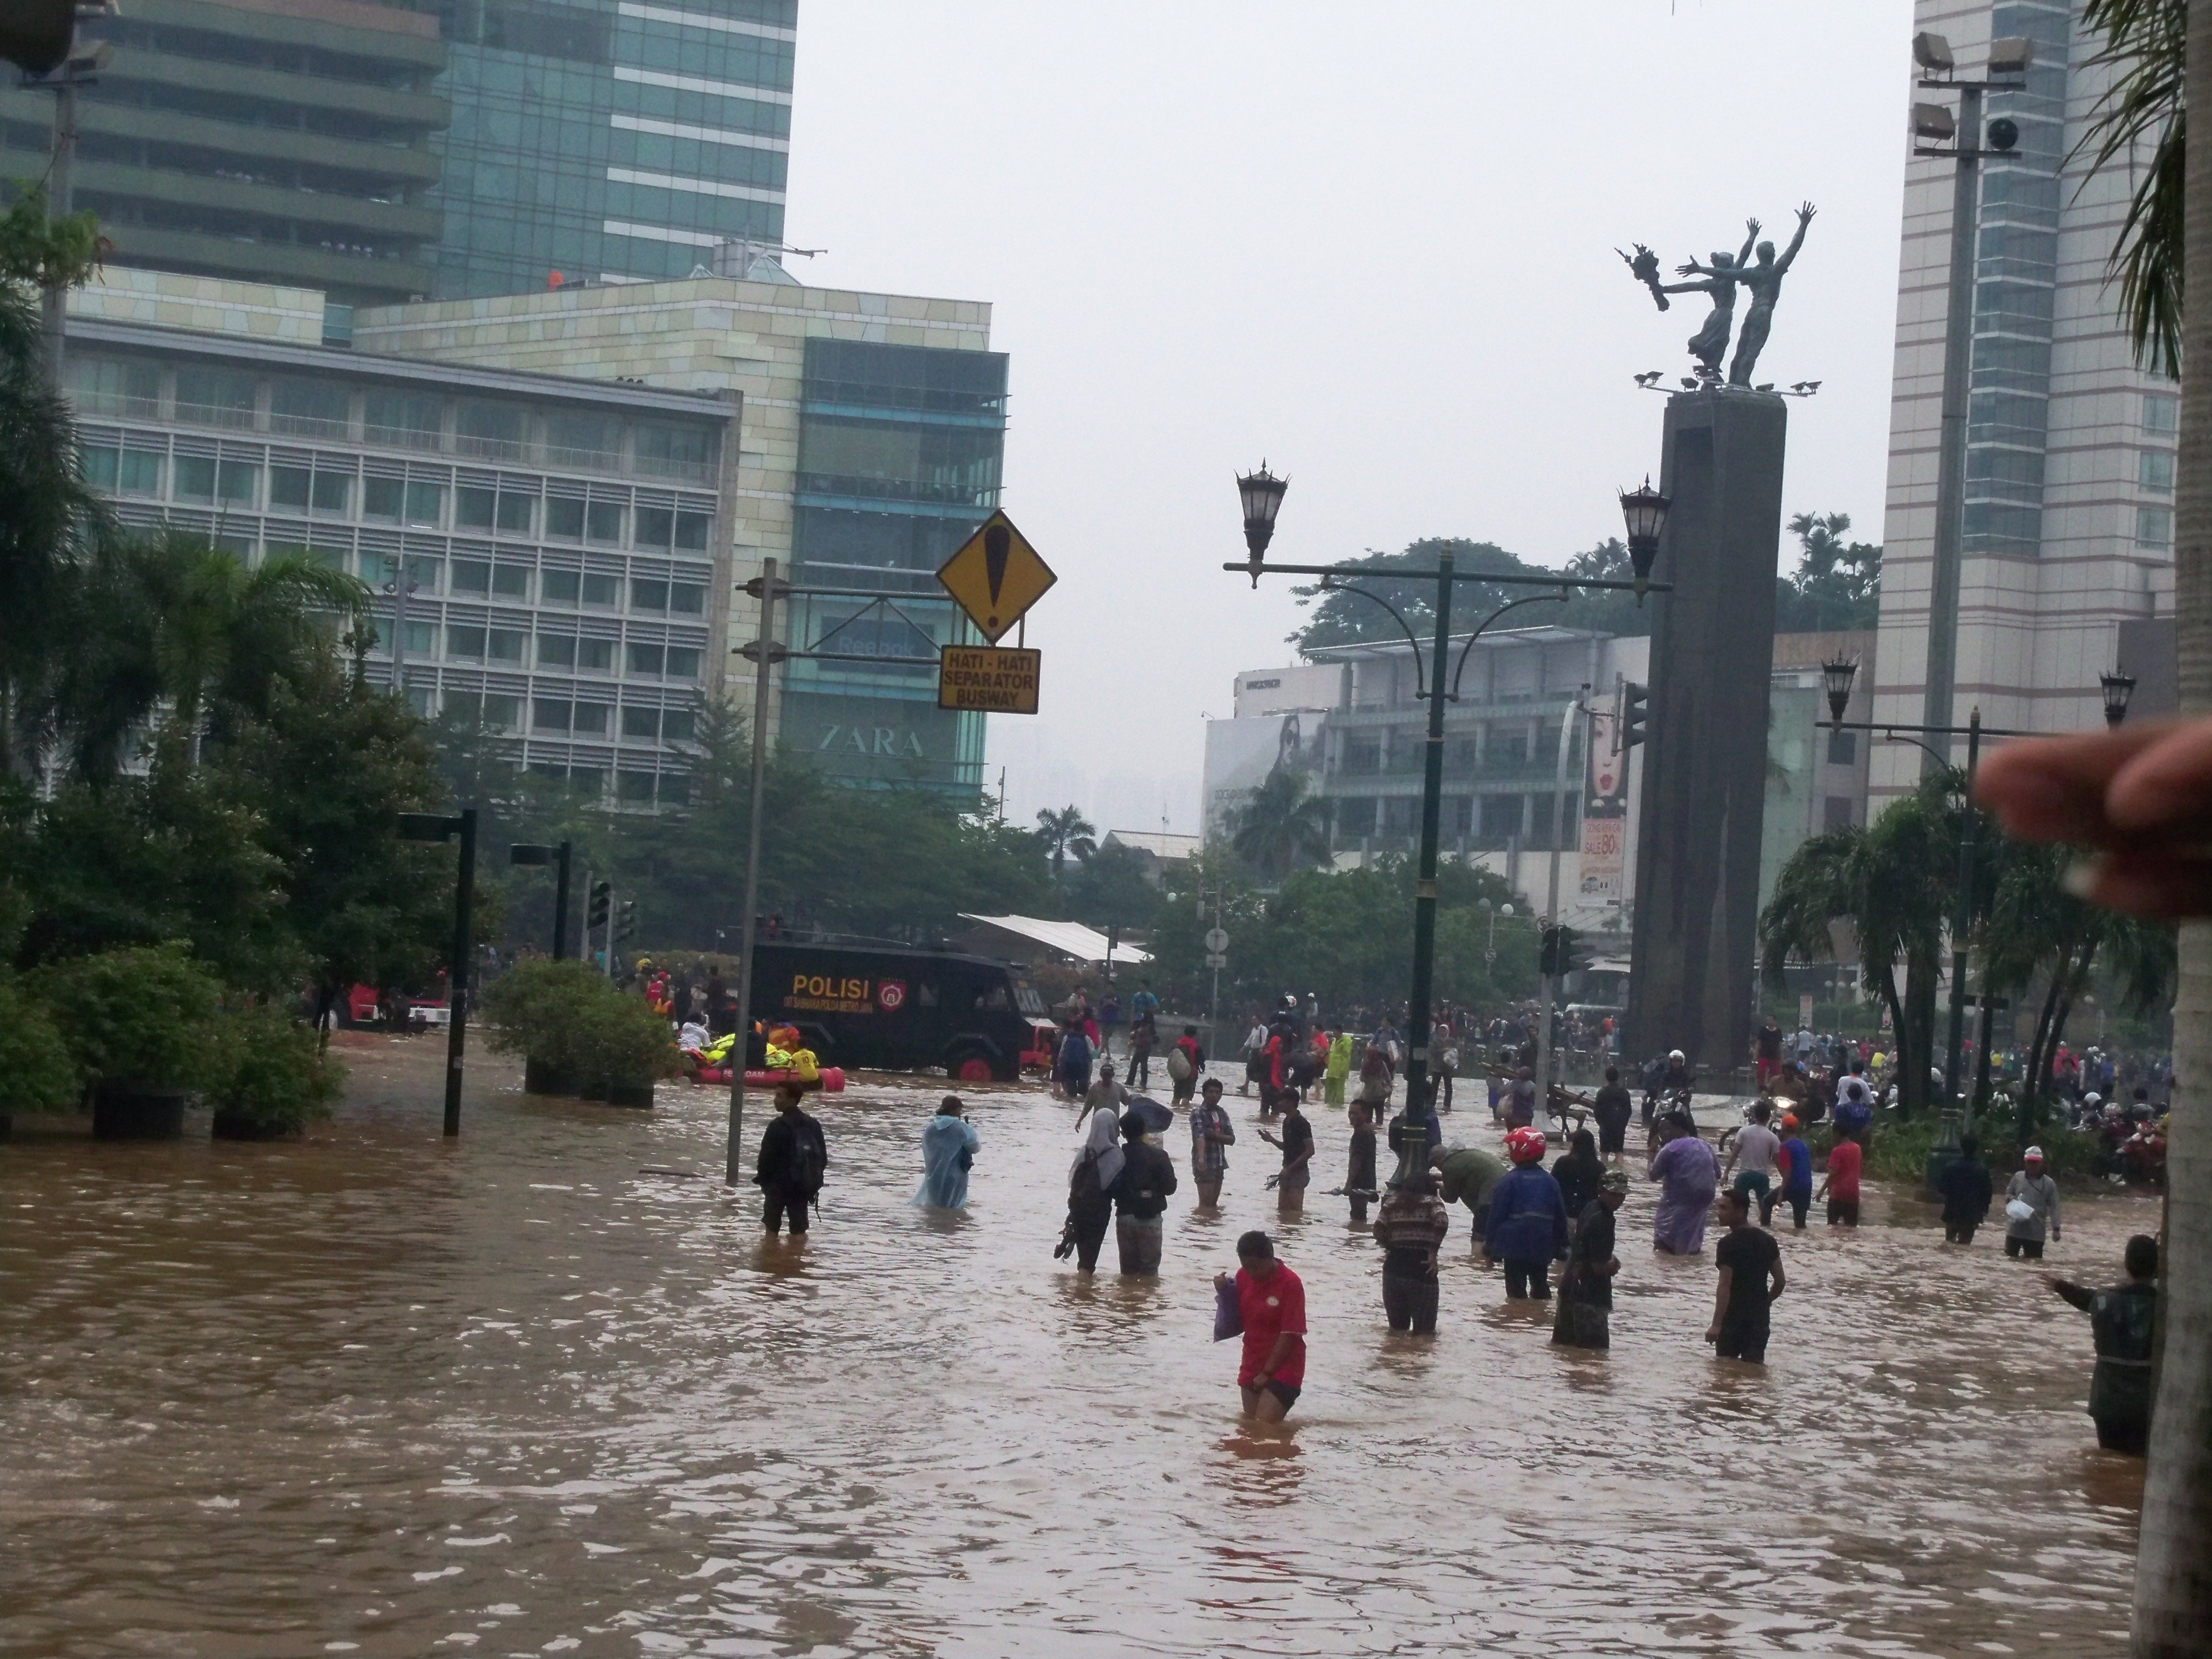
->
[1817,1127,1865,1227]
[1216,1230,1306,1423]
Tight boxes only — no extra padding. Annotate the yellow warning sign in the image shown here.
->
[938,645,1042,714]
[936,510,1055,644]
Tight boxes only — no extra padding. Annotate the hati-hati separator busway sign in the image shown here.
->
[938,645,1042,715]
[936,509,1056,643]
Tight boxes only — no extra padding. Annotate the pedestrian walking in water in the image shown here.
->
[1323,1030,1353,1107]
[1168,1025,1204,1106]
[1554,1167,1629,1350]
[2004,1148,2062,1260]
[1217,1231,1307,1423]
[1188,1077,1235,1208]
[1486,1126,1571,1300]
[1722,1099,1781,1212]
[2043,1235,2159,1454]
[1127,1016,1156,1091]
[1648,1113,1719,1254]
[1505,1065,1538,1129]
[1082,1061,1129,1121]
[1437,1142,1506,1237]
[1357,1040,1394,1115]
[1374,1171,1449,1333]
[1592,1066,1634,1163]
[1056,1090,1125,1273]
[914,1095,978,1211]
[1770,1114,1813,1232]
[1343,1098,1379,1224]
[1817,1125,1863,1227]
[1054,1021,1095,1100]
[1240,1016,1269,1097]
[1707,1186,1785,1364]
[755,1081,828,1237]
[1938,1135,1995,1244]
[1552,1127,1605,1223]
[1110,1110,1177,1275]
[1259,1092,1314,1214]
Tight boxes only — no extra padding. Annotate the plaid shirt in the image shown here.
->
[1190,1101,1234,1177]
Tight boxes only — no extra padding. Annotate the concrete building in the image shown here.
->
[64,267,736,804]
[1873,0,2173,800]
[1204,629,1877,942]
[0,0,449,307]
[352,266,1007,792]
[424,0,795,299]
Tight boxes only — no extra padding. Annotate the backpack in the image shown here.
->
[791,1121,826,1195]
[1168,1046,1194,1082]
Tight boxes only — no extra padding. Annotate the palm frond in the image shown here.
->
[2074,0,2187,374]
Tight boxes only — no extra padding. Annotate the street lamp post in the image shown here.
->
[1230,466,1671,1178]
[401,808,478,1138]
[1910,30,2032,772]
[508,840,573,960]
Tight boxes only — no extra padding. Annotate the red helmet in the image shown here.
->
[1505,1126,1548,1165]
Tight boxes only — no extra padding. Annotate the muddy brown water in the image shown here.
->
[0,1034,2152,1656]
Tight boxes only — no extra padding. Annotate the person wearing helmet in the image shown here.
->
[1485,1126,1571,1300]
[1771,1114,1814,1230]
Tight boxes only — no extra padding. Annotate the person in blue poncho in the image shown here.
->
[914,1095,980,1211]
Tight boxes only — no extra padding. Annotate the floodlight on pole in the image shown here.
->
[1912,30,1955,74]
[1985,36,2036,75]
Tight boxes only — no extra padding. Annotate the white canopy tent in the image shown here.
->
[957,914,1152,967]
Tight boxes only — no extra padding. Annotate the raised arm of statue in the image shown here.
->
[1735,221,1760,270]
[1773,204,1815,274]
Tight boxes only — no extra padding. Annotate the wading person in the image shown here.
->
[1648,1113,1719,1255]
[1323,1029,1353,1107]
[1259,1091,1314,1214]
[2043,1235,2159,1455]
[1054,1020,1095,1100]
[1554,1168,1629,1350]
[1110,1110,1177,1275]
[1343,1098,1379,1225]
[2004,1147,2062,1260]
[1373,1171,1449,1333]
[1082,1059,1129,1121]
[1721,1099,1781,1213]
[755,1080,828,1237]
[1056,1088,1125,1273]
[1216,1230,1306,1423]
[1816,1124,1863,1228]
[1552,1127,1605,1223]
[1592,1066,1634,1164]
[913,1095,979,1211]
[1169,1025,1204,1107]
[1188,1077,1234,1208]
[1770,1114,1814,1232]
[1938,1135,1995,1244]
[1437,1141,1506,1238]
[1486,1125,1571,1301]
[1706,1186,1785,1364]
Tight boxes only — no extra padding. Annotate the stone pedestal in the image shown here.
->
[1622,389,1785,1074]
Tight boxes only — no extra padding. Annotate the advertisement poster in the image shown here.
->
[1579,709,1627,901]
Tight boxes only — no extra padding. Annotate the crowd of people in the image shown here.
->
[745,978,2159,1458]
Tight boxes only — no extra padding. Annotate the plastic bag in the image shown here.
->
[1213,1278,1243,1342]
[2005,1197,2037,1224]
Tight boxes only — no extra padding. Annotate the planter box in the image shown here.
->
[211,1109,301,1141]
[524,1057,582,1096]
[92,1084,191,1141]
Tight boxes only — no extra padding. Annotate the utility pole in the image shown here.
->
[1533,687,1587,1110]
[726,556,782,1186]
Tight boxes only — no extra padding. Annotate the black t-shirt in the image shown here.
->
[1756,1025,1782,1061]
[1592,1084,1633,1129]
[1715,1225,1780,1324]
[1568,1198,1616,1307]
[1111,1142,1179,1219]
[1280,1109,1313,1168]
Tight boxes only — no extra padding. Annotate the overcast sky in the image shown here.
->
[785,1,1917,837]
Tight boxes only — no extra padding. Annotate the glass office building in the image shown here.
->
[0,0,449,306]
[781,337,1008,791]
[62,303,735,805]
[422,0,795,298]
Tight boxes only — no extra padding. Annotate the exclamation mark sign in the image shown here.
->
[983,521,1010,633]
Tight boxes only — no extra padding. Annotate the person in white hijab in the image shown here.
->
[1055,1090,1125,1271]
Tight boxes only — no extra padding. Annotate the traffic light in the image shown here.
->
[1539,924,1582,979]
[615,900,638,943]
[588,880,611,929]
[1620,682,1649,750]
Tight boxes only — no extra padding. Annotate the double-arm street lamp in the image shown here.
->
[1232,466,1672,1176]
[1819,657,2135,1182]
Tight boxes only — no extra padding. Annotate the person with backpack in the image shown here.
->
[1056,1090,1125,1273]
[1168,1025,1205,1105]
[1054,1020,1095,1101]
[754,1080,828,1237]
[1109,1110,1178,1275]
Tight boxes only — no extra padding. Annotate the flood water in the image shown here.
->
[0,1035,2153,1657]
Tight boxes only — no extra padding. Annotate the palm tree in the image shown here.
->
[1759,774,1966,1115]
[2077,0,2186,373]
[1033,804,1096,882]
[1227,767,1332,885]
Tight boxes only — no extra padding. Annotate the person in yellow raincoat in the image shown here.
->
[1323,1031,1353,1107]
[762,1023,822,1088]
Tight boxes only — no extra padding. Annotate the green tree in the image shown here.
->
[1775,510,1882,632]
[1033,804,1097,882]
[1226,765,1331,883]
[1060,841,1161,932]
[2076,0,2185,374]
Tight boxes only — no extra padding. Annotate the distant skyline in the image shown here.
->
[786,1,1917,838]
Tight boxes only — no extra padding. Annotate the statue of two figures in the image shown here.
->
[1620,202,1814,390]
